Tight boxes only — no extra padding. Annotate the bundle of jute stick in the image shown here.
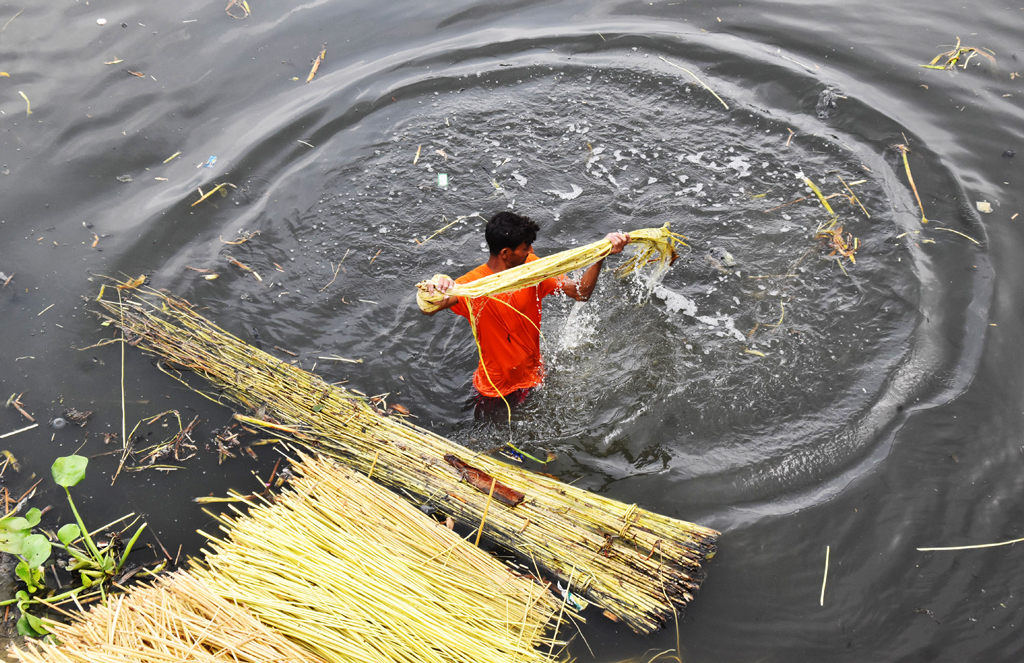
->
[97,285,718,634]
[11,453,563,663]
[415,223,687,313]
[11,572,327,663]
[193,452,564,663]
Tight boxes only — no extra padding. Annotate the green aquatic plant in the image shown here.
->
[0,455,155,637]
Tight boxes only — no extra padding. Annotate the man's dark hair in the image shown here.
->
[485,212,540,255]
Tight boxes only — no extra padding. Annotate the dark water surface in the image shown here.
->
[1,0,1022,660]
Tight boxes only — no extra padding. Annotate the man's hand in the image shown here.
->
[606,232,630,255]
[422,275,457,315]
[426,275,456,298]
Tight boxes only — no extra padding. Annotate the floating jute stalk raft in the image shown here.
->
[415,222,688,313]
[11,454,562,663]
[97,285,718,634]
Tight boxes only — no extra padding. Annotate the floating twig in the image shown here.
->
[918,535,1024,552]
[894,143,928,224]
[820,545,830,606]
[838,176,870,218]
[163,151,181,163]
[1,8,24,32]
[306,43,326,83]
[317,355,362,364]
[423,213,484,243]
[319,261,342,292]
[0,423,37,440]
[18,90,31,115]
[225,0,250,19]
[219,230,260,245]
[658,56,729,110]
[191,182,236,207]
[933,226,980,246]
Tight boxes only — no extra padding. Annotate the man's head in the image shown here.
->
[485,212,539,268]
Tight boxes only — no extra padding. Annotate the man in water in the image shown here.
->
[422,211,629,409]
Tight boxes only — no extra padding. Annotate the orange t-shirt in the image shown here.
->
[450,255,566,397]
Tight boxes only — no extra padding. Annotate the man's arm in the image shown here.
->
[421,276,458,316]
[561,232,630,302]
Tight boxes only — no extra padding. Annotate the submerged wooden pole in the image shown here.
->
[97,288,719,634]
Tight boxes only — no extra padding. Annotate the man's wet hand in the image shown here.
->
[427,276,455,300]
[606,232,630,255]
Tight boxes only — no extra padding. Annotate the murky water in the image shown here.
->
[1,0,1022,660]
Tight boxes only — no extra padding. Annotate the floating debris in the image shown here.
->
[707,247,736,269]
[63,408,94,427]
[921,37,996,71]
[658,56,730,110]
[893,143,928,224]
[306,43,326,83]
[544,183,582,200]
[976,201,993,214]
[815,87,845,119]
[225,0,250,19]
[817,224,859,264]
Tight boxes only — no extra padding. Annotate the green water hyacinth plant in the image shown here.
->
[51,455,148,589]
[0,455,152,637]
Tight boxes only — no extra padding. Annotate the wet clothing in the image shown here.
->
[449,254,565,397]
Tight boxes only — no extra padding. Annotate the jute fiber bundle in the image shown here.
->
[10,572,327,663]
[98,286,718,634]
[415,223,688,313]
[10,454,563,663]
[192,452,563,663]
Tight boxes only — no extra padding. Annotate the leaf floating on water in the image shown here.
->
[744,348,766,357]
[0,72,9,77]
[204,274,219,280]
[126,70,145,77]
[103,59,123,65]
[117,275,146,290]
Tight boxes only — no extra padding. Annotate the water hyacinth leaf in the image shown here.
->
[14,560,32,586]
[0,530,26,555]
[17,611,48,637]
[22,534,51,568]
[52,455,88,487]
[1,516,32,532]
[57,523,80,546]
[24,507,41,528]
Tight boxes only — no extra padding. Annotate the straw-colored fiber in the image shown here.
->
[10,572,327,663]
[415,223,687,313]
[98,285,718,634]
[193,452,562,663]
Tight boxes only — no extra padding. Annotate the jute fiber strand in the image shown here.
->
[98,288,718,634]
[192,452,563,663]
[415,223,688,313]
[10,572,327,663]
